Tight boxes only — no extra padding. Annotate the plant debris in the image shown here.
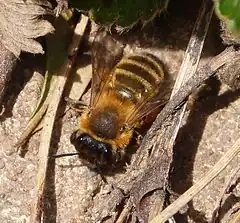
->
[0,0,54,56]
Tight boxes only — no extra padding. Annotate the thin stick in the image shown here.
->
[150,137,240,223]
[30,15,89,223]
[147,2,214,220]
[166,0,214,147]
[171,0,214,96]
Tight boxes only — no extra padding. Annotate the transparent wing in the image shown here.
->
[90,30,124,107]
[126,79,173,127]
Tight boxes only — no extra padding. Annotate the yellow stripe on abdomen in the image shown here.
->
[113,53,165,101]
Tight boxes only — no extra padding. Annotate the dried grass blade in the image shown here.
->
[149,0,214,221]
[30,15,89,222]
[166,0,214,148]
[150,137,240,223]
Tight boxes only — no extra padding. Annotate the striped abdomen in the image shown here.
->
[112,53,164,102]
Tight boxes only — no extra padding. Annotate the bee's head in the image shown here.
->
[70,130,114,169]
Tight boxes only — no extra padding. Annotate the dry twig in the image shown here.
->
[30,15,89,222]
[165,0,214,146]
[150,137,240,223]
[134,0,214,221]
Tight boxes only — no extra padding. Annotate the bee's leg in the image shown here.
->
[69,107,85,113]
[64,97,86,106]
[64,97,87,113]
[134,130,143,146]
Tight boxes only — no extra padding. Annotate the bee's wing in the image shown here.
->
[126,81,172,127]
[90,30,124,107]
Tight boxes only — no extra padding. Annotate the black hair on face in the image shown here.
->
[70,131,113,167]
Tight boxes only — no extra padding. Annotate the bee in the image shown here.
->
[69,31,168,169]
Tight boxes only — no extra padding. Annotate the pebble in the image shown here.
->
[0,193,6,199]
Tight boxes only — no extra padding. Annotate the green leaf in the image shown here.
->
[70,0,169,29]
[215,0,240,35]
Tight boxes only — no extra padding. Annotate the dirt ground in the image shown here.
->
[0,1,240,223]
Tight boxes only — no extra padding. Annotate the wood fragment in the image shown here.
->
[150,137,240,223]
[68,62,92,100]
[30,15,89,223]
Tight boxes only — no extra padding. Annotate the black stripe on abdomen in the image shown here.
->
[113,53,165,100]
[126,53,164,84]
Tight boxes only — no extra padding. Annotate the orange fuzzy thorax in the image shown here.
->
[79,90,135,151]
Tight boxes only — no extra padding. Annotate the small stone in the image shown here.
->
[0,193,6,199]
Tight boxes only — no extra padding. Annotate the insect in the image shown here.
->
[69,31,168,170]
